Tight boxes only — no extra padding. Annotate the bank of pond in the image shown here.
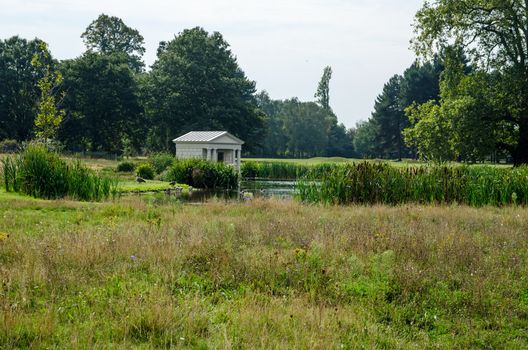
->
[2,146,528,207]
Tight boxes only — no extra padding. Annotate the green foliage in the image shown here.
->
[81,14,145,72]
[298,162,528,206]
[136,163,155,180]
[0,36,51,141]
[241,161,337,180]
[315,66,332,111]
[352,120,379,158]
[144,27,265,152]
[404,101,455,162]
[164,159,238,189]
[1,144,116,201]
[148,153,174,174]
[413,0,528,164]
[354,59,443,160]
[59,52,144,153]
[404,51,499,163]
[255,92,354,158]
[117,161,135,172]
[32,42,65,142]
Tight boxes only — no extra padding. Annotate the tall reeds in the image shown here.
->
[1,144,117,201]
[242,161,337,180]
[298,162,528,206]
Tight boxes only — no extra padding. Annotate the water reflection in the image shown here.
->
[133,180,297,204]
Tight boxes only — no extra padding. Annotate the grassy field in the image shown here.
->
[1,190,527,348]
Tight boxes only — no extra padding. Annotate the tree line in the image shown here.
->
[0,14,351,157]
[3,1,528,165]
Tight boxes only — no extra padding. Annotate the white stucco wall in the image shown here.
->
[175,143,208,159]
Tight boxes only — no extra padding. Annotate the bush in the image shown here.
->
[148,153,174,174]
[164,158,239,189]
[136,163,155,180]
[0,139,20,153]
[1,144,116,201]
[117,161,135,172]
[117,161,136,172]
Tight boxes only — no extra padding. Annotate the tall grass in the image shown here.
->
[298,162,528,206]
[164,158,239,189]
[242,160,337,180]
[1,198,527,348]
[1,144,117,201]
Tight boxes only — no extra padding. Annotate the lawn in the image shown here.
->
[1,192,527,349]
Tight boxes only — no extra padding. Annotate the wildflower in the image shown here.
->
[130,255,138,262]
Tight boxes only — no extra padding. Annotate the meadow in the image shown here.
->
[0,191,527,349]
[1,152,528,348]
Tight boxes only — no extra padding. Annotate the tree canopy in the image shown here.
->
[81,14,145,72]
[144,27,265,152]
[0,36,51,141]
[59,52,144,153]
[413,0,528,164]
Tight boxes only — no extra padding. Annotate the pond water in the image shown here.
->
[136,180,297,204]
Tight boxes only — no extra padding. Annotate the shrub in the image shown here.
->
[1,144,116,201]
[0,139,20,153]
[148,153,174,174]
[117,161,136,172]
[165,158,238,189]
[136,163,155,180]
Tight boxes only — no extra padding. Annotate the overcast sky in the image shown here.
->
[0,0,424,128]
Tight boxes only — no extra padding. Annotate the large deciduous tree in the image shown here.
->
[81,14,145,72]
[0,36,51,141]
[144,27,265,152]
[59,52,144,153]
[413,0,528,165]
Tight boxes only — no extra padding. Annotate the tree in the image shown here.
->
[144,27,265,152]
[282,99,328,157]
[404,50,501,163]
[0,36,51,141]
[353,120,379,158]
[370,75,405,159]
[315,66,333,112]
[413,0,528,165]
[59,52,144,153]
[81,14,145,72]
[404,101,455,162]
[32,42,65,142]
[255,91,289,157]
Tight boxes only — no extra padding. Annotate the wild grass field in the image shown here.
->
[1,189,527,349]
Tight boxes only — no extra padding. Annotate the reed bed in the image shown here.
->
[298,162,528,206]
[242,160,337,180]
[1,144,117,201]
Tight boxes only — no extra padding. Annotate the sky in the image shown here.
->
[0,0,424,128]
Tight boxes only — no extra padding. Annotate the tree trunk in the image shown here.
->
[513,118,528,166]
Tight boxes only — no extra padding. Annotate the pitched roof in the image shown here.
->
[173,131,244,144]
